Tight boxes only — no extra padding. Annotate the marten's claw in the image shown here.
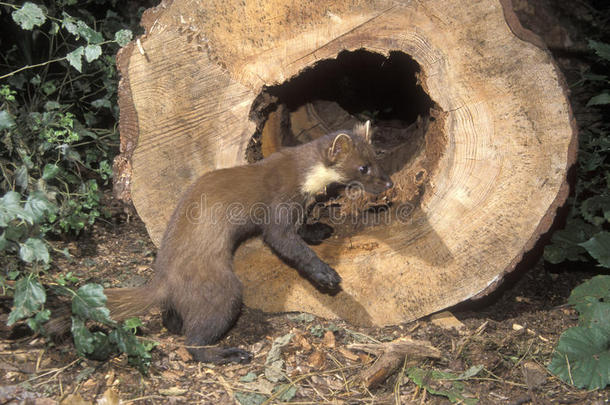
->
[311,263,342,292]
[221,348,253,364]
[193,347,253,364]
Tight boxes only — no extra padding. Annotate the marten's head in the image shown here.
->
[301,122,393,195]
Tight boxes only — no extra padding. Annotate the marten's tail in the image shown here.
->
[45,283,162,336]
[104,285,160,321]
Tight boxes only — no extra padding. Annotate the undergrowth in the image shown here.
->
[543,40,610,389]
[0,1,154,372]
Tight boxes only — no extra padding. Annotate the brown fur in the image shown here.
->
[48,125,393,364]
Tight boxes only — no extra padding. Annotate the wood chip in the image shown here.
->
[350,337,442,389]
[338,347,360,361]
[430,311,465,331]
[323,331,336,348]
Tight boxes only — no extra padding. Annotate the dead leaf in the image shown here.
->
[338,347,359,361]
[96,389,119,405]
[60,394,91,405]
[323,331,336,348]
[307,351,326,370]
[159,387,188,396]
[176,346,191,362]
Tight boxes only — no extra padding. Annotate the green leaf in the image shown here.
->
[589,40,610,62]
[71,284,112,324]
[587,93,610,107]
[66,46,84,73]
[109,326,154,374]
[407,367,478,404]
[42,163,60,180]
[548,326,610,390]
[579,232,610,268]
[27,309,51,333]
[44,101,62,111]
[0,110,16,130]
[15,165,28,191]
[0,232,8,251]
[71,316,94,355]
[0,191,27,226]
[91,98,111,109]
[19,238,50,264]
[7,276,46,326]
[24,191,56,222]
[84,45,102,63]
[123,317,143,333]
[75,21,103,44]
[579,301,610,336]
[12,2,46,31]
[568,275,610,311]
[273,384,297,402]
[580,194,610,226]
[544,219,597,264]
[114,29,133,47]
[234,392,267,405]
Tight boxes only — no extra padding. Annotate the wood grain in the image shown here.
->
[115,0,576,326]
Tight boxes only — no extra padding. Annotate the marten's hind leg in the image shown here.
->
[161,306,183,334]
[174,266,251,364]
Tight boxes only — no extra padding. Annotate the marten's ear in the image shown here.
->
[353,120,373,143]
[328,133,353,163]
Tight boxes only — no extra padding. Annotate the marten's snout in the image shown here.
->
[382,175,393,190]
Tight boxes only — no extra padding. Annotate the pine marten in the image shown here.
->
[54,121,393,364]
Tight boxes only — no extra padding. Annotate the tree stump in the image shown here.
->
[114,0,576,326]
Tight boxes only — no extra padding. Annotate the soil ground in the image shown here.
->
[1,1,610,404]
[1,218,608,404]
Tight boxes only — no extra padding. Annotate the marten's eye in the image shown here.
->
[359,165,370,174]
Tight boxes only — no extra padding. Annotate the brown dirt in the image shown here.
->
[1,215,608,404]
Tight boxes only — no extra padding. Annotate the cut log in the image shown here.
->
[114,0,576,326]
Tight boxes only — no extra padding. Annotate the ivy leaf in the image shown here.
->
[114,29,133,47]
[66,46,84,73]
[7,276,46,325]
[71,316,94,355]
[71,284,112,324]
[75,21,103,44]
[84,45,102,63]
[579,232,610,268]
[580,194,610,226]
[24,190,56,222]
[589,40,610,62]
[109,326,154,374]
[27,309,51,333]
[548,326,610,390]
[91,98,111,109]
[0,232,8,251]
[12,2,46,31]
[0,191,25,226]
[587,93,610,107]
[19,238,50,264]
[42,163,60,180]
[15,165,28,191]
[0,110,16,130]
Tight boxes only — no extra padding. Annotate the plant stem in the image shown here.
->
[0,57,67,80]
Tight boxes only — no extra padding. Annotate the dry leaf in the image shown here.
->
[307,351,326,370]
[323,331,336,348]
[96,389,119,405]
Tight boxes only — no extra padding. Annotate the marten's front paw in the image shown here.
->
[311,263,342,292]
